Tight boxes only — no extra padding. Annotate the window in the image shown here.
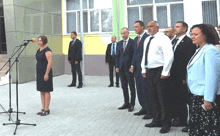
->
[155,0,183,3]
[65,0,113,34]
[127,0,184,30]
[202,0,218,27]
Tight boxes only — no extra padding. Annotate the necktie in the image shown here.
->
[137,35,140,48]
[172,38,179,50]
[123,40,127,52]
[145,37,154,66]
[71,39,76,47]
[112,43,115,58]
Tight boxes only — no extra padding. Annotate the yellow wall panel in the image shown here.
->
[62,34,107,55]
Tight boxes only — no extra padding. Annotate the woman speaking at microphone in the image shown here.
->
[36,36,53,116]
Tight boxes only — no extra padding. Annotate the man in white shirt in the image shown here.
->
[141,21,174,134]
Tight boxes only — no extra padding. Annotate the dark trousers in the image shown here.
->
[169,76,191,123]
[109,60,119,85]
[120,66,135,106]
[71,61,82,85]
[135,72,153,113]
[146,67,170,124]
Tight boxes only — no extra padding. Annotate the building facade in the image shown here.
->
[62,0,220,76]
[1,0,220,83]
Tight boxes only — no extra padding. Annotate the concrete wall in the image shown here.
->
[3,0,64,83]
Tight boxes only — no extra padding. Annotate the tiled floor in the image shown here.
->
[0,75,188,136]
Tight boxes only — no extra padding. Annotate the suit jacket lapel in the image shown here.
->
[137,33,147,50]
[175,36,187,51]
[187,46,207,68]
[124,38,130,53]
[71,39,77,48]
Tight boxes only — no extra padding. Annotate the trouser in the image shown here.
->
[119,66,135,106]
[71,61,82,85]
[146,66,171,124]
[109,61,119,85]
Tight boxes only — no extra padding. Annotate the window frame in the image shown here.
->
[63,0,113,35]
[217,0,220,25]
[126,0,184,32]
[201,0,219,27]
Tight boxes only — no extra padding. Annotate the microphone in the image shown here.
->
[24,38,36,43]
[19,38,36,46]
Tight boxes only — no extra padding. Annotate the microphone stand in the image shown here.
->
[0,44,25,121]
[3,41,36,135]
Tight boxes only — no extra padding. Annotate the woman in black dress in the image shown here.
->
[36,36,53,116]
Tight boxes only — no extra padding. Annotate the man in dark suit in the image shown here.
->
[105,36,120,87]
[68,31,83,88]
[164,27,175,42]
[169,21,196,128]
[129,21,153,119]
[116,27,135,112]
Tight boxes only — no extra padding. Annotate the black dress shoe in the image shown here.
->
[108,84,113,87]
[143,114,153,119]
[68,84,76,87]
[182,127,189,132]
[145,122,162,127]
[116,85,120,88]
[77,85,82,88]
[159,124,171,133]
[134,110,147,115]
[171,118,187,126]
[128,105,134,112]
[118,104,130,110]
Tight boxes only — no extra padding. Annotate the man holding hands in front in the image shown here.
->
[116,27,135,112]
[130,21,153,119]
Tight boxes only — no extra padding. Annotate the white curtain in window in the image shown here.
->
[155,0,183,3]
[67,12,76,33]
[90,10,99,32]
[101,9,113,32]
[127,0,153,5]
[66,0,80,10]
[170,4,184,27]
[67,0,87,10]
[202,1,218,27]
[143,6,153,28]
[157,6,167,29]
[128,7,139,31]
[78,12,88,32]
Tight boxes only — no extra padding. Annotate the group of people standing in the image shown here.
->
[105,20,220,135]
[35,19,220,135]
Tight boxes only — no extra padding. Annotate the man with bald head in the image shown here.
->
[116,27,135,112]
[141,21,174,133]
[164,27,175,41]
[105,36,120,87]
